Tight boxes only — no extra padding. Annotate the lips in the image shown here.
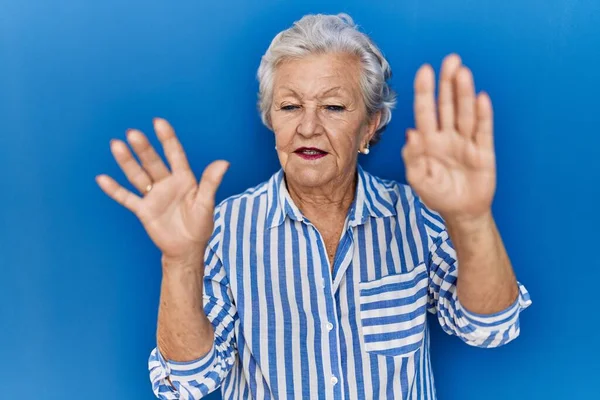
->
[294,147,327,160]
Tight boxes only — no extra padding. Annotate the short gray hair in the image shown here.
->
[257,13,397,145]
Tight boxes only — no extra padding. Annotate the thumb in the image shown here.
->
[195,160,230,209]
[401,129,428,186]
[401,129,424,165]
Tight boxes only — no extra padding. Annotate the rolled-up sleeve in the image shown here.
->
[422,206,532,348]
[148,219,238,399]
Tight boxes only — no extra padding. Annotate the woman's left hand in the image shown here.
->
[401,54,496,223]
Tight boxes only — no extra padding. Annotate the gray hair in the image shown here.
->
[257,13,397,145]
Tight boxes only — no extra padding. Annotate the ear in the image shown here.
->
[365,111,382,143]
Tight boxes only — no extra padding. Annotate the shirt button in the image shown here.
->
[331,376,338,385]
[321,278,326,288]
[326,322,333,331]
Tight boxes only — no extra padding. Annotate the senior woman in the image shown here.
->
[97,13,530,400]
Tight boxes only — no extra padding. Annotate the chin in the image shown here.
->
[286,165,333,188]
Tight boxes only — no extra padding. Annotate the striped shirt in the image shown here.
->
[148,165,531,400]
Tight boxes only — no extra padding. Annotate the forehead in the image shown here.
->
[273,52,362,98]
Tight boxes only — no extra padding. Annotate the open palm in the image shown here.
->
[96,118,229,260]
[402,54,497,220]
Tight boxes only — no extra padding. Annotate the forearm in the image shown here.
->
[445,211,519,315]
[157,253,214,362]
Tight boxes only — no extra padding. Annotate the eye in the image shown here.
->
[324,105,346,112]
[280,104,301,111]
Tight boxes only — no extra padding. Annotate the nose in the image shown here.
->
[296,106,323,138]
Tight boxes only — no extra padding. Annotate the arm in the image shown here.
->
[402,54,532,346]
[422,204,531,347]
[149,215,238,399]
[446,211,519,314]
[94,118,235,399]
[157,253,214,363]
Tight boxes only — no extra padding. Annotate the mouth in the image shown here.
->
[293,147,328,160]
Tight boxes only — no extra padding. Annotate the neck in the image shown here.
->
[285,169,357,221]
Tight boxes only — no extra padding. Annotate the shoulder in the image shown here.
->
[365,172,418,214]
[212,172,275,226]
[367,171,446,238]
[205,176,272,252]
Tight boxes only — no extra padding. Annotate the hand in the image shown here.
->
[402,54,496,222]
[96,118,229,261]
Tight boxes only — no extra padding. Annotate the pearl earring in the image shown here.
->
[359,143,370,155]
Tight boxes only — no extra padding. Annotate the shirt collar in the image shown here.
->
[266,164,396,229]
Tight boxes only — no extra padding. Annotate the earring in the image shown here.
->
[359,143,370,155]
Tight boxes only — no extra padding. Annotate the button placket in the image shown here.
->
[310,224,343,397]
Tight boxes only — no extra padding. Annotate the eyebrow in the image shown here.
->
[276,87,303,99]
[320,86,343,97]
[275,86,349,99]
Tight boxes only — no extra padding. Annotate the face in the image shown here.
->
[270,52,380,189]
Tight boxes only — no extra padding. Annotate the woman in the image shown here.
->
[96,13,530,400]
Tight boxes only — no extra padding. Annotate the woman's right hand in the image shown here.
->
[96,118,229,263]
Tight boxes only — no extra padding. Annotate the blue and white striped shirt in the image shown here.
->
[149,165,531,399]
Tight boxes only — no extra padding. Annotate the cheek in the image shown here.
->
[274,129,294,150]
[323,117,362,154]
[271,115,296,148]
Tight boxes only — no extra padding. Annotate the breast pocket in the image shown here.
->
[358,262,429,357]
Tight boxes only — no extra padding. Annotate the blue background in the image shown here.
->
[1,0,598,399]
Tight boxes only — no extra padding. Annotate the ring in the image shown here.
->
[144,183,153,195]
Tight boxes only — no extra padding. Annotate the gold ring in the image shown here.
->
[144,183,153,194]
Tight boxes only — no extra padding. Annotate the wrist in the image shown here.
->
[161,250,205,273]
[443,210,494,236]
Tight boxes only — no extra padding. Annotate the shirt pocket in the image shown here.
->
[358,262,429,357]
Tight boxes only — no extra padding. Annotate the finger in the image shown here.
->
[401,129,428,184]
[401,129,425,162]
[438,54,462,131]
[126,129,171,181]
[456,67,476,139]
[474,92,494,149]
[110,139,154,194]
[153,118,192,172]
[195,160,230,210]
[413,64,438,134]
[96,174,142,214]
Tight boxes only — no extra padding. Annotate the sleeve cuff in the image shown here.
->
[457,282,532,332]
[148,343,217,396]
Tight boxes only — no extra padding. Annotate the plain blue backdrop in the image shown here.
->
[1,0,599,399]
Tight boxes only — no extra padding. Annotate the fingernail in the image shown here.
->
[126,129,134,136]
